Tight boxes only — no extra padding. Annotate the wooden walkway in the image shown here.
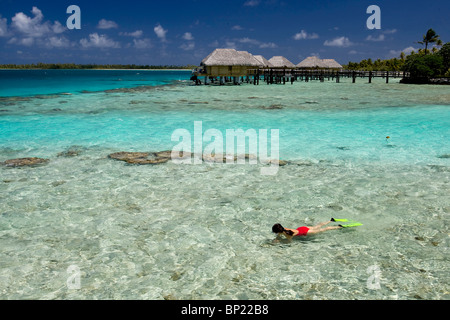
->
[248,69,408,84]
[192,69,409,85]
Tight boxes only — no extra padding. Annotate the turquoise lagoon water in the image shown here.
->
[0,70,449,300]
[0,69,187,97]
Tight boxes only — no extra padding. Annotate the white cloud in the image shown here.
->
[238,37,260,45]
[97,19,118,30]
[7,7,68,47]
[366,29,397,43]
[180,42,195,51]
[402,46,417,54]
[244,0,260,6]
[293,30,319,40]
[238,37,277,49]
[154,24,168,42]
[47,36,72,48]
[180,32,195,51]
[52,21,66,34]
[366,34,385,42]
[133,38,152,49]
[0,16,8,37]
[225,41,237,49]
[20,37,34,46]
[182,32,194,41]
[383,29,397,34]
[120,30,143,38]
[231,25,243,31]
[324,36,353,47]
[209,40,219,47]
[11,6,65,38]
[8,36,34,46]
[259,42,277,48]
[11,7,44,37]
[80,33,120,48]
[389,46,418,57]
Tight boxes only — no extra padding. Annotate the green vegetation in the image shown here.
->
[344,58,404,72]
[0,63,196,70]
[417,28,442,55]
[403,54,444,78]
[438,42,450,75]
[345,28,448,80]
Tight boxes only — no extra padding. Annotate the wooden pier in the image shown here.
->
[192,69,409,85]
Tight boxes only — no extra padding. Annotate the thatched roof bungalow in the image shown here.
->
[268,56,296,68]
[200,48,261,77]
[322,59,343,70]
[297,56,328,69]
[253,55,274,68]
[297,56,343,70]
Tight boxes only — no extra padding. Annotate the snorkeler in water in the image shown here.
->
[272,218,348,241]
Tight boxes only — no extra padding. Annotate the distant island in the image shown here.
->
[0,63,196,70]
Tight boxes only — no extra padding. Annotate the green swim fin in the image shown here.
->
[340,222,363,228]
[331,218,349,222]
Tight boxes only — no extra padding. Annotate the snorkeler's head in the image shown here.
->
[272,224,285,234]
[272,223,294,236]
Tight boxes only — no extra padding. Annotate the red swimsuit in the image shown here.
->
[296,227,310,236]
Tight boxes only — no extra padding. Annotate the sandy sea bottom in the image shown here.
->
[0,78,449,300]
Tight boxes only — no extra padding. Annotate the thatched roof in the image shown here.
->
[201,49,261,67]
[238,50,262,66]
[200,49,343,70]
[297,56,328,68]
[268,56,296,68]
[322,59,343,69]
[297,57,343,69]
[253,55,274,68]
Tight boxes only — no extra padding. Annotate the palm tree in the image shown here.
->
[418,29,440,55]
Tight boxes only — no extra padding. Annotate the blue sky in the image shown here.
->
[0,0,449,65]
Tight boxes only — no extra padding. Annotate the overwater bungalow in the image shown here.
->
[268,56,296,69]
[297,56,343,71]
[253,55,274,68]
[197,48,261,78]
[192,49,402,85]
[322,59,343,71]
[297,56,328,69]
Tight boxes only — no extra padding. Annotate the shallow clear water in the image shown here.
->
[0,72,449,300]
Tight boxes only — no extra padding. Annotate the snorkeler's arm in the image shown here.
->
[272,234,282,243]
